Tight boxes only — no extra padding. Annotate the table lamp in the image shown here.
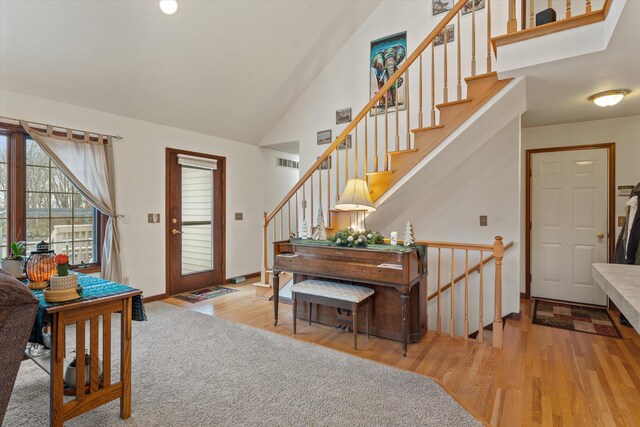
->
[26,241,56,290]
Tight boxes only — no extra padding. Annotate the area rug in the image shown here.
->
[5,302,480,426]
[532,299,621,338]
[173,286,237,303]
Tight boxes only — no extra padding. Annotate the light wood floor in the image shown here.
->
[165,281,640,426]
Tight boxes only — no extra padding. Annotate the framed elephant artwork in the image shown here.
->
[370,31,407,116]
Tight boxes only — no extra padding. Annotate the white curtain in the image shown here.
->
[21,121,121,282]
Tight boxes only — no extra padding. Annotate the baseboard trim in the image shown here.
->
[224,271,260,284]
[143,293,168,303]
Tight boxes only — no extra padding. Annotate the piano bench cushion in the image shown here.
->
[291,280,374,303]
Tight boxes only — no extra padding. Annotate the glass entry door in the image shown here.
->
[166,149,224,295]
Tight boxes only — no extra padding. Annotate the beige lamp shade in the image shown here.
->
[335,178,376,212]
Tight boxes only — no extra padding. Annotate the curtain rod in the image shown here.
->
[0,116,124,140]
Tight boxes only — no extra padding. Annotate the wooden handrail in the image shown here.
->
[427,241,514,301]
[384,238,495,252]
[265,0,471,224]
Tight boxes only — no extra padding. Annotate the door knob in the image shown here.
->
[172,229,183,235]
[596,232,604,239]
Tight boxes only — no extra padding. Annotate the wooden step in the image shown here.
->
[436,98,472,110]
[411,124,444,134]
[388,148,418,156]
[464,72,500,99]
[365,170,394,176]
[464,71,497,83]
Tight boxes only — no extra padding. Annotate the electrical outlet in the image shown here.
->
[480,215,488,226]
[148,213,154,223]
[122,276,129,285]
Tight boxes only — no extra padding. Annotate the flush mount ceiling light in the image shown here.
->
[588,89,630,107]
[159,0,178,15]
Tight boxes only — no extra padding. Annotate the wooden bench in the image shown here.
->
[291,280,374,349]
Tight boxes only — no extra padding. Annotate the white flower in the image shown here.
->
[336,238,341,244]
[367,233,372,239]
[347,236,354,242]
[358,235,366,241]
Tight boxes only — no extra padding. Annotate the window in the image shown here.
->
[0,126,102,269]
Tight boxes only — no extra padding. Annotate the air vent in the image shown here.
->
[276,157,299,169]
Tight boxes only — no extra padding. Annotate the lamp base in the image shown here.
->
[28,281,48,290]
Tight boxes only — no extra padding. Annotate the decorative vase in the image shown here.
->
[63,356,103,388]
[57,263,69,276]
[0,258,25,278]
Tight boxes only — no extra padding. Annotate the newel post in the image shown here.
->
[507,0,517,33]
[262,212,269,285]
[492,236,504,349]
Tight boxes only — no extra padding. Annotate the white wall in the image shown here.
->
[260,0,509,178]
[521,115,640,292]
[371,117,522,333]
[0,89,298,298]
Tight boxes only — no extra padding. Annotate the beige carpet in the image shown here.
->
[5,302,480,426]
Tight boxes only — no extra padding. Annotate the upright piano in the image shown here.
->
[272,239,427,355]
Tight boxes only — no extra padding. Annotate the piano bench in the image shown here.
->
[291,280,374,350]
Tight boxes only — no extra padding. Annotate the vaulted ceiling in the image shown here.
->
[0,0,379,144]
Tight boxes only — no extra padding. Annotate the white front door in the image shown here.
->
[531,148,608,305]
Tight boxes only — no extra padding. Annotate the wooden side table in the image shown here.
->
[25,290,141,427]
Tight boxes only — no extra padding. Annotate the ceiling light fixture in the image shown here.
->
[159,0,178,15]
[588,89,630,107]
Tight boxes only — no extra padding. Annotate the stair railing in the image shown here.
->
[262,0,496,283]
[506,0,612,34]
[422,237,513,348]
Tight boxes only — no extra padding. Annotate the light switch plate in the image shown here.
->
[480,215,488,226]
[155,214,161,223]
[235,213,243,220]
[148,213,154,224]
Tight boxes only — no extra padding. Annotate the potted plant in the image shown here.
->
[64,350,103,388]
[1,241,26,278]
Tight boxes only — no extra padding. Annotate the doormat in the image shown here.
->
[532,299,621,338]
[174,286,238,303]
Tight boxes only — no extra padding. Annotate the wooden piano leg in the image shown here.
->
[352,302,358,350]
[272,271,280,326]
[292,293,297,334]
[401,294,409,357]
[366,299,370,339]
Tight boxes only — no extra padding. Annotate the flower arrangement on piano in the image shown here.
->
[330,229,384,247]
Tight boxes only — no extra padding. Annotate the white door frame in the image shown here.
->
[525,143,615,302]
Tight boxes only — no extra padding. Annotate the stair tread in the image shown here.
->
[365,170,394,176]
[464,71,498,83]
[436,98,473,109]
[388,148,418,156]
[411,124,444,134]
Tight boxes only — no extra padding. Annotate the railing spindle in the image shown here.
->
[419,53,424,128]
[437,247,442,334]
[530,0,535,28]
[374,107,379,172]
[319,168,322,217]
[310,175,314,231]
[493,236,504,349]
[355,125,359,175]
[364,115,368,174]
[450,248,455,337]
[335,149,340,203]
[566,0,572,18]
[464,250,469,339]
[327,155,330,219]
[431,44,436,126]
[295,191,299,237]
[508,0,517,33]
[345,135,349,183]
[586,0,592,13]
[478,250,484,343]
[302,183,306,221]
[287,199,291,238]
[395,81,400,151]
[457,11,462,101]
[487,0,492,72]
[472,0,477,75]
[384,95,389,170]
[443,26,449,103]
[405,69,411,149]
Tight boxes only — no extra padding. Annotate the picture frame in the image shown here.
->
[317,156,332,170]
[336,108,352,124]
[434,24,455,47]
[432,0,454,16]
[461,0,485,15]
[370,31,407,116]
[317,129,332,145]
[338,135,352,150]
